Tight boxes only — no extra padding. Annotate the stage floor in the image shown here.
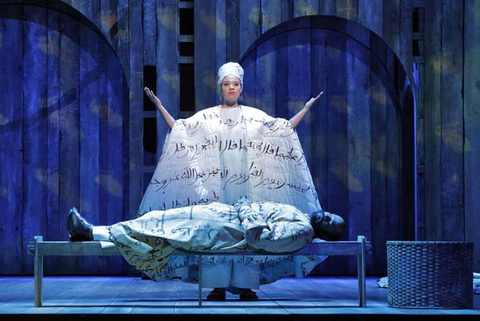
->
[0,276,478,320]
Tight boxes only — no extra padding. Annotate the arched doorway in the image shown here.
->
[240,15,415,275]
[0,1,128,274]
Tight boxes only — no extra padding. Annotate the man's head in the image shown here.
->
[310,210,346,241]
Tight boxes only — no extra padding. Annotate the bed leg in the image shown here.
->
[34,236,44,307]
[198,255,203,307]
[357,235,366,307]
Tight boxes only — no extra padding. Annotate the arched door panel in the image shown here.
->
[241,16,413,275]
[0,3,128,274]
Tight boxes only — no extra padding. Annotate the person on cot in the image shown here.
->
[67,198,346,300]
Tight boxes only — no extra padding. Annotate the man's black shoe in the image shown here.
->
[239,289,258,301]
[206,288,226,301]
[67,207,93,241]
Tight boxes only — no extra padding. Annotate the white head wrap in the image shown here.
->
[217,62,244,88]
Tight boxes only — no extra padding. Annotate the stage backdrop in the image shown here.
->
[0,2,129,275]
[1,0,480,275]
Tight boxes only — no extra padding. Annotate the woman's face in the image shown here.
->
[221,75,242,105]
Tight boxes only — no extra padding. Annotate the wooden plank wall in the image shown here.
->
[288,28,312,163]
[241,22,403,275]
[194,0,218,111]
[156,0,178,158]
[310,27,328,228]
[424,0,442,244]
[128,0,144,238]
[322,29,351,274]
[2,0,480,274]
[0,5,24,274]
[440,0,464,241]
[216,0,227,86]
[369,59,389,274]
[23,5,48,272]
[59,5,82,274]
[413,2,426,241]
[0,2,127,274]
[77,1,102,273]
[423,0,470,249]
[346,37,372,272]
[465,0,480,274]
[143,0,156,66]
[254,31,275,117]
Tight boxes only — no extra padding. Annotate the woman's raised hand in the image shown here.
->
[144,87,162,110]
[289,91,324,129]
[144,86,175,129]
[304,91,324,111]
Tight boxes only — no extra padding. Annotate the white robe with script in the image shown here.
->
[108,200,316,282]
[133,106,326,284]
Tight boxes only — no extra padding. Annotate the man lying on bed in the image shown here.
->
[67,197,345,284]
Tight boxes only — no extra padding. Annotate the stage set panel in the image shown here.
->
[240,16,414,275]
[1,0,479,277]
[0,2,129,275]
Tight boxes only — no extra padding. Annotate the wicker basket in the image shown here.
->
[387,241,473,309]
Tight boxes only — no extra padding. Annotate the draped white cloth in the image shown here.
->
[114,106,327,283]
[108,200,316,281]
[138,106,321,216]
